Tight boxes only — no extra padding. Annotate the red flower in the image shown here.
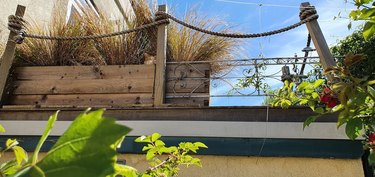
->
[327,98,338,108]
[320,95,330,103]
[369,133,375,143]
[323,87,332,95]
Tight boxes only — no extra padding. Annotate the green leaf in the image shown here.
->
[314,107,324,114]
[303,115,321,129]
[308,100,315,111]
[0,160,19,175]
[297,82,309,91]
[280,99,291,109]
[6,139,19,149]
[146,150,155,160]
[31,111,59,165]
[332,104,344,112]
[299,99,308,105]
[114,164,138,177]
[194,142,208,148]
[345,118,362,140]
[13,109,132,177]
[151,133,161,142]
[155,140,165,147]
[337,110,349,127]
[368,86,375,98]
[311,92,320,99]
[363,22,375,40]
[0,124,5,133]
[368,80,375,85]
[135,136,151,143]
[313,79,325,88]
[13,146,28,166]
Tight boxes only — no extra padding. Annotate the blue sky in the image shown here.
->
[156,0,362,106]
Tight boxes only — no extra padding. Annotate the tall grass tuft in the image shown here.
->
[15,0,241,68]
[15,13,102,66]
[168,11,238,62]
[82,0,156,64]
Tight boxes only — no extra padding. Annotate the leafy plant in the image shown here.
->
[0,109,207,177]
[134,133,207,177]
[331,30,375,80]
[270,53,375,161]
[348,0,375,40]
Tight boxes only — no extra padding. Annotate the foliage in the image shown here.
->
[15,0,240,68]
[167,9,239,66]
[231,62,270,95]
[270,53,375,160]
[0,109,206,177]
[349,0,375,40]
[134,133,207,177]
[331,30,375,79]
[15,13,102,66]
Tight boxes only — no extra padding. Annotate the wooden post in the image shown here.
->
[0,5,26,105]
[300,2,336,82]
[154,5,168,107]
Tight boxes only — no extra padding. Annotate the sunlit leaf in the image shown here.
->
[363,21,375,40]
[0,124,5,133]
[13,146,28,166]
[12,109,131,177]
[114,164,138,177]
[151,133,161,142]
[313,79,325,88]
[31,111,59,165]
[194,142,208,148]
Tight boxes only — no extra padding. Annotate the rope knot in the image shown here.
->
[8,15,27,44]
[154,11,170,23]
[299,5,318,21]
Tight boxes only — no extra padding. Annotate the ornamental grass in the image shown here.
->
[15,0,241,68]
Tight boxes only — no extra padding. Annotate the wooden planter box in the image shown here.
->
[4,63,210,108]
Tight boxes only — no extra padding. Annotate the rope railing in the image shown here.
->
[7,5,318,43]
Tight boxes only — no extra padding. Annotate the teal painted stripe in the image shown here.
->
[0,136,363,159]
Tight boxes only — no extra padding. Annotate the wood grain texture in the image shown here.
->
[9,94,153,106]
[0,5,26,105]
[300,2,336,82]
[14,65,154,80]
[154,5,168,106]
[13,78,154,94]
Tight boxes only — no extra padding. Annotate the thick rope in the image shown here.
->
[8,5,318,42]
[8,17,169,41]
[155,6,318,38]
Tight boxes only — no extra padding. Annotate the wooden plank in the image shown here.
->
[9,94,153,106]
[300,2,336,82]
[0,5,26,105]
[167,63,210,78]
[14,65,155,80]
[154,5,168,106]
[166,79,209,93]
[12,79,153,94]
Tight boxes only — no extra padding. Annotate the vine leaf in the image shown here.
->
[345,118,362,140]
[12,109,131,177]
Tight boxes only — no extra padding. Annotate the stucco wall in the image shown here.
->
[125,155,364,177]
[0,0,57,45]
[0,153,364,177]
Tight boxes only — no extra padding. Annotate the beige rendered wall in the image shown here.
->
[0,0,60,44]
[0,152,364,177]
